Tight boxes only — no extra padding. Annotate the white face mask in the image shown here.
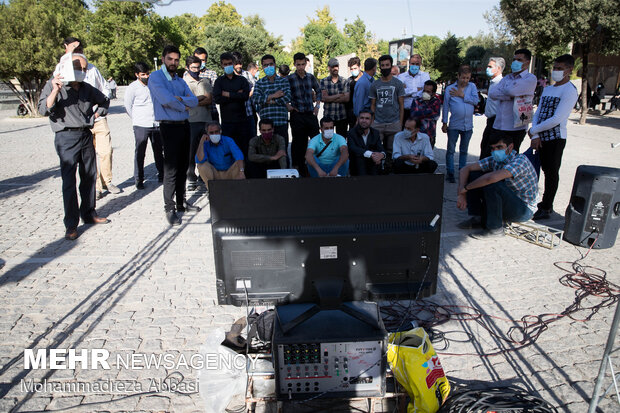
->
[209,134,221,144]
[422,92,431,101]
[73,70,86,82]
[551,70,565,82]
[323,129,334,139]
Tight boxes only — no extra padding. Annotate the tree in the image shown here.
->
[434,34,462,83]
[498,0,620,124]
[0,0,87,116]
[344,16,372,57]
[170,13,203,58]
[201,1,242,28]
[413,35,441,80]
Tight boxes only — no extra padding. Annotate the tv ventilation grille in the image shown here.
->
[222,221,432,235]
[231,250,286,269]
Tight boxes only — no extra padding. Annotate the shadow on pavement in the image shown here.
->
[0,166,60,200]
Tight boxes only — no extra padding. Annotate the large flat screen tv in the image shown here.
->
[209,174,443,306]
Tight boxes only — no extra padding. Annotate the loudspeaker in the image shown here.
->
[564,165,620,249]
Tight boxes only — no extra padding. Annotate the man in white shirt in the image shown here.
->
[480,57,504,159]
[488,48,537,153]
[124,62,164,190]
[393,117,437,174]
[398,54,430,124]
[528,54,579,220]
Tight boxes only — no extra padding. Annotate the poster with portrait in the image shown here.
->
[389,38,414,70]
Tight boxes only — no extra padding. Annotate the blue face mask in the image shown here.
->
[492,149,509,163]
[351,69,359,77]
[511,60,523,72]
[200,62,205,70]
[409,65,420,75]
[486,67,494,77]
[264,66,276,77]
[224,65,234,75]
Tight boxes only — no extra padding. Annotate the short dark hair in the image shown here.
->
[231,51,243,65]
[206,121,222,132]
[364,58,377,71]
[261,54,276,65]
[220,52,234,63]
[186,55,201,67]
[293,52,306,63]
[193,47,207,56]
[348,56,361,68]
[258,118,274,128]
[555,54,575,68]
[458,65,472,75]
[134,62,150,74]
[358,109,374,117]
[162,45,181,58]
[405,117,421,129]
[489,132,513,147]
[63,36,81,46]
[278,64,290,76]
[378,54,393,65]
[514,48,532,61]
[320,116,334,127]
[424,80,437,94]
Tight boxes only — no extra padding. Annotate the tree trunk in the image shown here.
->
[2,78,43,117]
[579,43,589,125]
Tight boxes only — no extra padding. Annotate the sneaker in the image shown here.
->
[457,216,482,229]
[177,201,201,212]
[446,174,456,183]
[187,181,198,191]
[106,183,121,194]
[533,208,552,221]
[469,227,505,240]
[96,191,104,200]
[166,211,181,226]
[136,181,145,190]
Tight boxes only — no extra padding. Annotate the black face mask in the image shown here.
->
[188,70,200,80]
[139,77,148,85]
[380,68,391,78]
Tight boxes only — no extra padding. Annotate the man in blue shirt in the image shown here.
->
[352,58,377,118]
[148,45,199,226]
[441,65,479,183]
[196,122,245,189]
[305,117,349,177]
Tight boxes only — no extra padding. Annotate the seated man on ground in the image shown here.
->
[195,122,245,189]
[456,134,538,239]
[247,119,287,178]
[392,117,437,174]
[347,109,386,176]
[305,117,349,177]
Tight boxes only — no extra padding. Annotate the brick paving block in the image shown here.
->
[135,394,171,411]
[47,395,85,410]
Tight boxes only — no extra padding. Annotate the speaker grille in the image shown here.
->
[231,250,286,269]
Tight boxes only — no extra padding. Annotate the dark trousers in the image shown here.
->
[538,138,566,211]
[246,160,282,179]
[346,110,357,130]
[54,129,97,229]
[187,122,206,183]
[334,118,348,137]
[479,116,495,159]
[465,171,532,229]
[402,108,411,128]
[349,156,380,176]
[274,123,290,167]
[491,128,527,154]
[393,158,438,174]
[160,122,190,212]
[133,126,164,184]
[222,117,254,160]
[290,111,319,177]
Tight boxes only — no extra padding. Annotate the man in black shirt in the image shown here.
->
[346,56,363,129]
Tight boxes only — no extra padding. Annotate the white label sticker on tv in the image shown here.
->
[320,246,338,259]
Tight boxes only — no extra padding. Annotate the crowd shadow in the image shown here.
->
[0,124,47,134]
[571,115,620,131]
[0,166,60,201]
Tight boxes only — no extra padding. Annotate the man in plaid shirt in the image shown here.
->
[456,134,538,239]
[410,80,441,148]
[320,58,350,136]
[193,47,219,123]
[252,54,291,155]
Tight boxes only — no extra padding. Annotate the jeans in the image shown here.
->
[446,128,473,176]
[307,156,349,177]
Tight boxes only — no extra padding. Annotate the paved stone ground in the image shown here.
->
[0,87,618,412]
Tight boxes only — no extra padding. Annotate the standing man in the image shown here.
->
[320,58,350,136]
[148,45,199,226]
[369,54,405,171]
[305,117,349,178]
[347,109,386,176]
[252,54,292,153]
[441,65,479,183]
[410,80,441,148]
[193,47,219,123]
[183,56,212,191]
[213,52,252,159]
[39,54,110,240]
[353,58,376,118]
[346,56,363,129]
[480,57,505,159]
[107,77,117,99]
[528,54,579,220]
[124,62,164,190]
[398,54,431,124]
[393,117,438,174]
[287,52,322,177]
[488,48,537,153]
[233,51,258,135]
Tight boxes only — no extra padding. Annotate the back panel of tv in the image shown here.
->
[209,175,443,306]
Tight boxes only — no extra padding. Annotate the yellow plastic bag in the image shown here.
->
[387,328,450,413]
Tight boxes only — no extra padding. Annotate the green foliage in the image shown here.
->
[413,35,441,80]
[169,13,203,58]
[434,34,462,82]
[301,6,350,78]
[201,1,243,27]
[344,16,372,56]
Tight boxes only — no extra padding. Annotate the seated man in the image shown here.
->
[457,134,538,239]
[195,121,245,189]
[247,119,287,178]
[410,80,441,148]
[305,117,349,177]
[392,117,438,174]
[347,109,385,176]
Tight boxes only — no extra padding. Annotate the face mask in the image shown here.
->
[511,60,523,72]
[486,67,495,77]
[401,129,412,139]
[139,77,148,85]
[224,65,234,75]
[323,129,334,140]
[261,131,273,141]
[200,62,206,70]
[209,134,221,144]
[422,92,431,101]
[73,70,86,82]
[409,65,420,75]
[492,149,508,163]
[188,70,200,80]
[162,67,173,81]
[551,70,565,82]
[264,66,276,77]
[351,69,359,77]
[380,68,391,78]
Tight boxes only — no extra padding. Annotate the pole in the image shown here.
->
[153,57,158,71]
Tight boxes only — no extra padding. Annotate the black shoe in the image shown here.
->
[177,202,201,212]
[469,227,504,240]
[96,191,104,200]
[457,216,482,229]
[65,227,79,241]
[136,181,145,190]
[533,208,552,221]
[166,211,181,226]
[187,182,198,191]
[446,174,456,183]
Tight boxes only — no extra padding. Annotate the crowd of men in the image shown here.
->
[39,37,578,240]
